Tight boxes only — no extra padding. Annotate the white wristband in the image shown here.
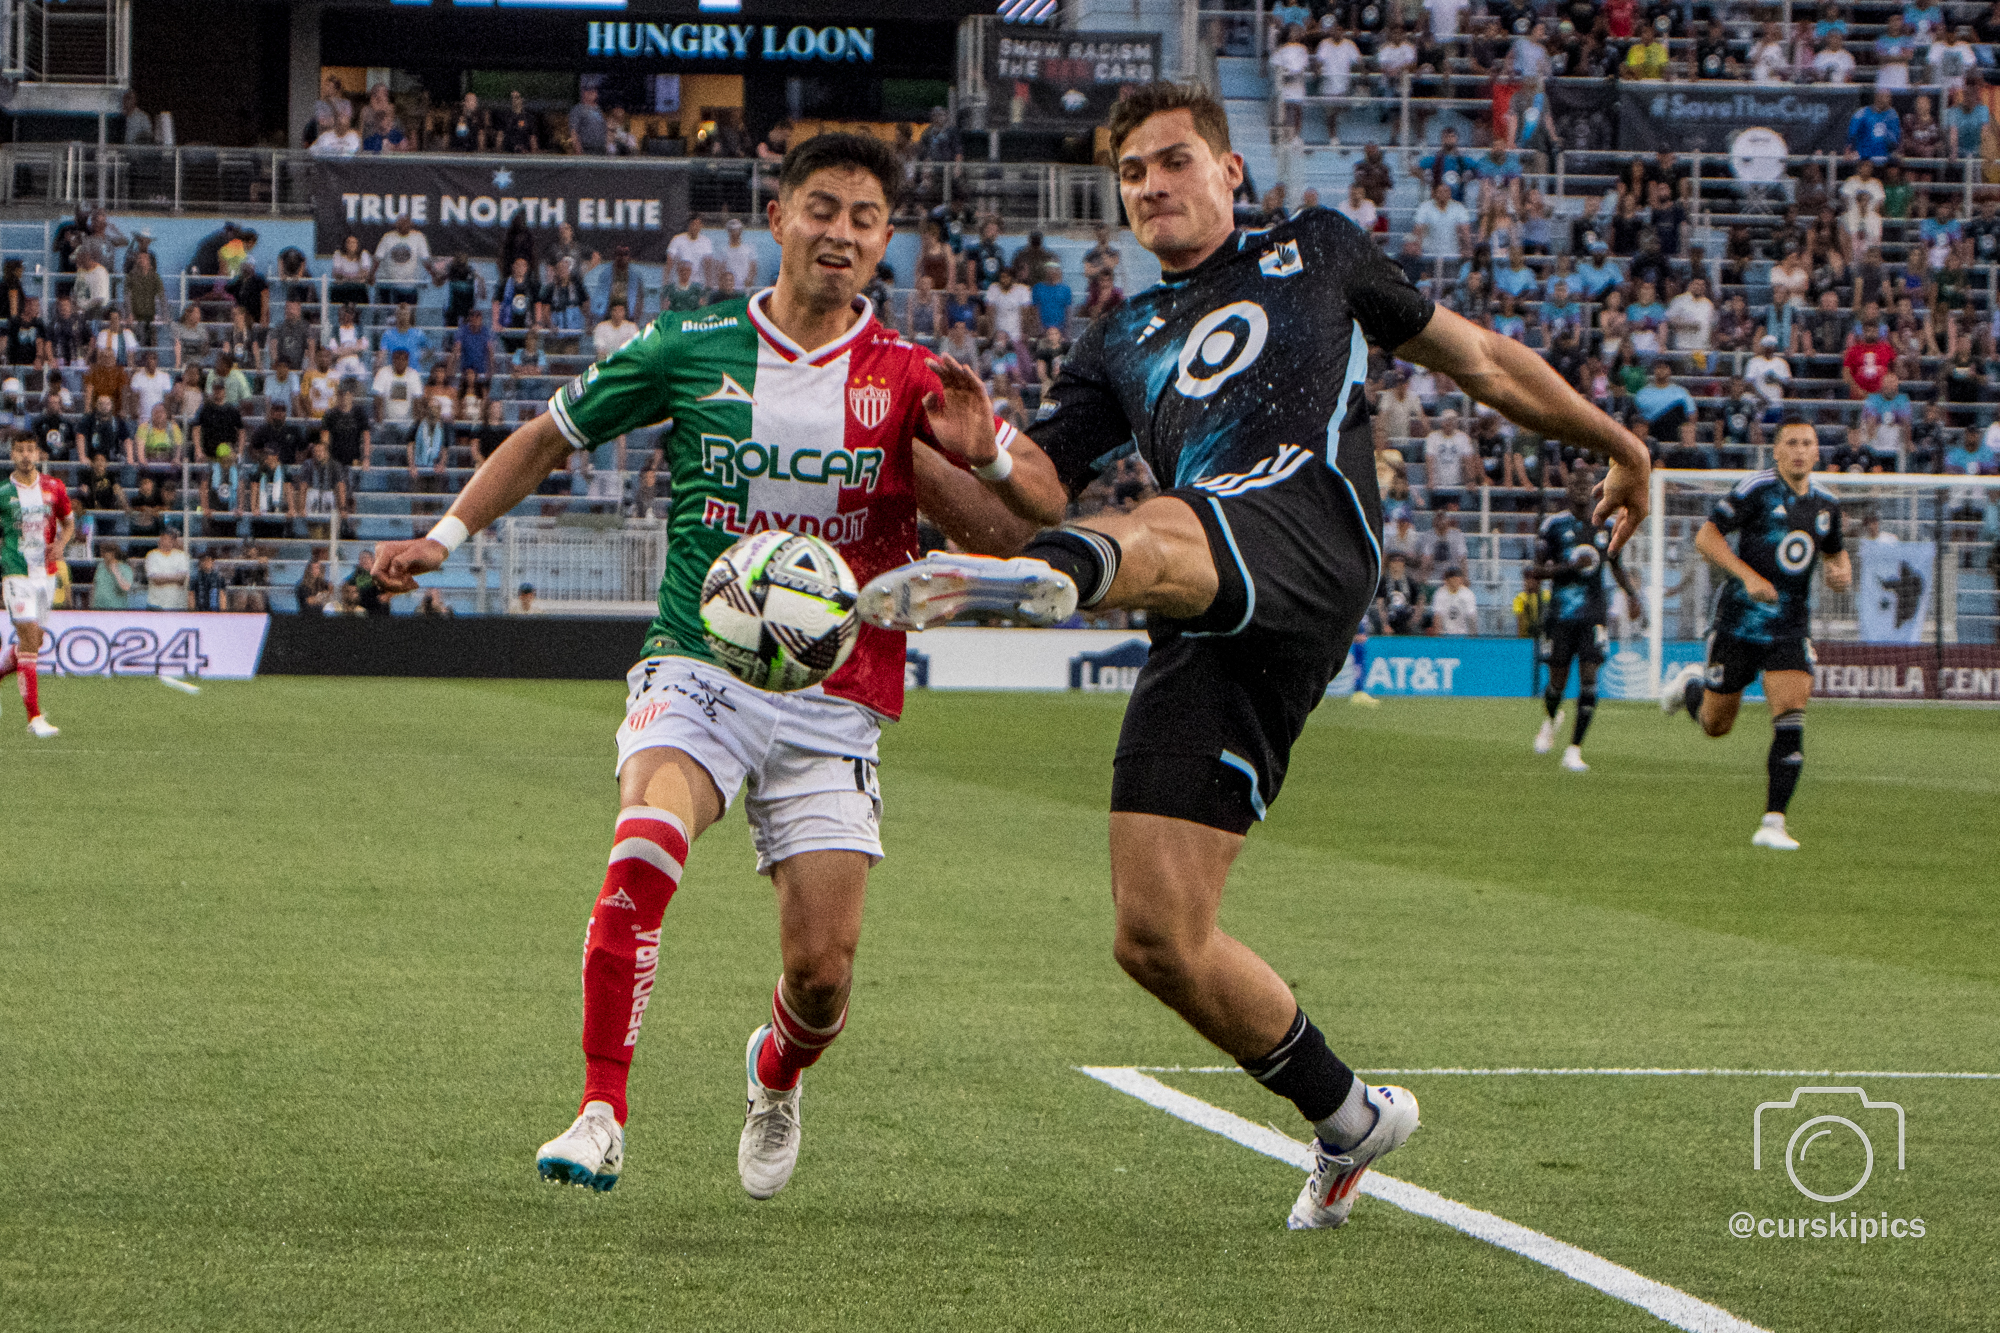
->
[427,515,470,554]
[972,448,1014,484]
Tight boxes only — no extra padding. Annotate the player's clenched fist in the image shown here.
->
[370,537,448,594]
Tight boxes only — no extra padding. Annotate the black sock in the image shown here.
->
[1022,526,1121,608]
[1544,687,1563,720]
[1767,710,1804,814]
[1572,691,1597,746]
[1683,677,1706,720]
[1238,1008,1356,1124]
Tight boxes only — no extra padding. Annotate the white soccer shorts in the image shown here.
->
[3,574,54,624]
[614,656,883,875]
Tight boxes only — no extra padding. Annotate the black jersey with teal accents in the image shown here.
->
[1708,470,1844,643]
[1536,509,1613,625]
[1030,209,1435,553]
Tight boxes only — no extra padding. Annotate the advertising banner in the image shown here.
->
[1617,85,1861,157]
[986,27,1159,128]
[4,612,269,679]
[902,628,1156,691]
[1812,643,2000,701]
[902,630,1708,698]
[1855,539,1934,644]
[313,159,691,263]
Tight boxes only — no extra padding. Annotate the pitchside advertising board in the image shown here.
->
[1,613,268,679]
[902,630,1685,698]
[313,160,691,263]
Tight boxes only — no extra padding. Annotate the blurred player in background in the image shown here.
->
[0,431,72,738]
[1661,418,1850,849]
[1530,469,1641,772]
[372,134,1062,1199]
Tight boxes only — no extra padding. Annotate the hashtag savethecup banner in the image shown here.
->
[14,611,270,679]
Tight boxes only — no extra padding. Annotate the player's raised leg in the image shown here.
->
[537,743,720,1191]
[740,847,868,1200]
[860,492,1220,629]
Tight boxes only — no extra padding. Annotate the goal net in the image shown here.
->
[1637,471,2000,704]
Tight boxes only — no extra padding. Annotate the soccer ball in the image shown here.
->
[1568,543,1602,575]
[700,531,860,692]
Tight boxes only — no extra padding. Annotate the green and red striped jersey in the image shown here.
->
[0,472,72,578]
[548,291,1015,719]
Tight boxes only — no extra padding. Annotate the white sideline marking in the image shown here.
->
[1079,1066,1771,1333]
[1134,1066,2000,1080]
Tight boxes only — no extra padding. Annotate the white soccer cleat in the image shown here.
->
[1752,814,1799,851]
[857,553,1078,631]
[1561,744,1589,772]
[26,715,58,738]
[1534,710,1564,754]
[536,1100,624,1192]
[1287,1084,1420,1231]
[1661,663,1703,715]
[739,1025,803,1200]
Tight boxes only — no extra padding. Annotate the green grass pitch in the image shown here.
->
[2,676,1995,1331]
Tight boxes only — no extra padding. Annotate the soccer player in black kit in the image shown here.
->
[1531,469,1643,772]
[862,83,1652,1228]
[1661,417,1852,850]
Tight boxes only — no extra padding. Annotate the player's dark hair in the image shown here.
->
[10,429,33,446]
[778,131,901,212]
[1779,412,1810,430]
[1105,81,1232,159]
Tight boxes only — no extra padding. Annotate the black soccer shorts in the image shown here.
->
[1545,620,1608,679]
[1109,461,1376,836]
[1705,632,1815,695]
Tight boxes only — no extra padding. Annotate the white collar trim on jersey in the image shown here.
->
[746,288,875,366]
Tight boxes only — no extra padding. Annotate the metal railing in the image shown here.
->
[3,0,127,85]
[500,515,667,616]
[0,144,1122,229]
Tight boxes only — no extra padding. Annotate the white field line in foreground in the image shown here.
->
[1078,1066,1770,1333]
[1133,1066,2000,1079]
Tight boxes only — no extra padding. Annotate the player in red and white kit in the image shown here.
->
[0,431,74,737]
[374,134,1066,1198]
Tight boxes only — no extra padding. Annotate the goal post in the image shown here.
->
[1638,470,2000,703]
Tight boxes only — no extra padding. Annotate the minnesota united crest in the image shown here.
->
[848,376,892,429]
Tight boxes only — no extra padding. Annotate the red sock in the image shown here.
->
[756,978,846,1092]
[578,806,689,1124]
[16,648,38,718]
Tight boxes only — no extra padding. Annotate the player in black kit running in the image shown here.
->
[860,83,1651,1229]
[1660,417,1852,850]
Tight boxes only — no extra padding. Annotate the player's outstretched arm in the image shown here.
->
[1396,306,1651,553]
[1694,519,1777,603]
[922,353,1066,527]
[372,412,570,593]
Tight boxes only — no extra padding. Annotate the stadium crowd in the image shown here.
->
[1241,0,2000,632]
[8,3,2000,626]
